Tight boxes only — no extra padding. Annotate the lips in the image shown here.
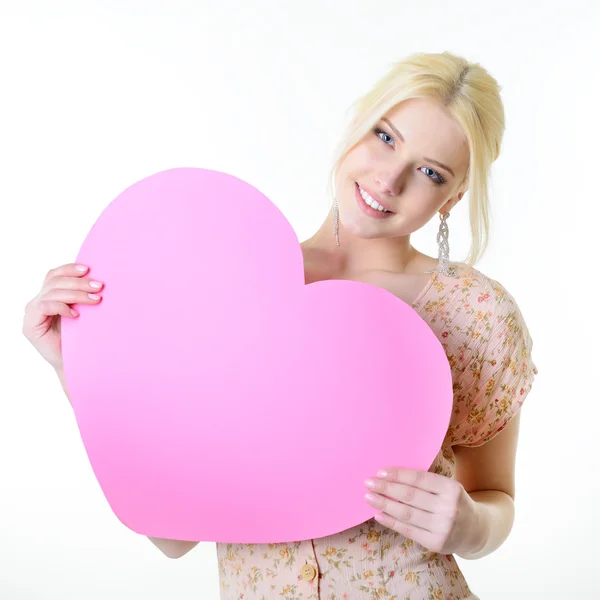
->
[355,183,395,219]
[358,184,393,212]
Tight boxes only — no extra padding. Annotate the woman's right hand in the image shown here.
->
[22,263,104,373]
[23,263,199,557]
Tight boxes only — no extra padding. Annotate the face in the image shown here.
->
[334,97,470,240]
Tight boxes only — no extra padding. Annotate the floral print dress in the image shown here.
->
[215,262,538,600]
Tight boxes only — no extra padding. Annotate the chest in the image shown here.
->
[304,264,432,308]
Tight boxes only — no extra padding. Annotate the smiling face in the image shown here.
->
[334,97,470,240]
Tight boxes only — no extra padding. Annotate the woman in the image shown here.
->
[22,50,537,599]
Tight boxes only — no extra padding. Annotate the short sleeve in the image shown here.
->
[451,283,538,448]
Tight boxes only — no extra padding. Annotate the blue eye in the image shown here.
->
[422,166,446,185]
[374,127,394,146]
[372,127,446,185]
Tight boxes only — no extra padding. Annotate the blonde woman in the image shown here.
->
[22,51,537,599]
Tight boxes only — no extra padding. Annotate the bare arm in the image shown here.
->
[453,412,521,560]
[57,367,72,403]
[56,368,199,559]
[147,536,199,559]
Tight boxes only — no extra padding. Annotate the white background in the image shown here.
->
[1,1,598,599]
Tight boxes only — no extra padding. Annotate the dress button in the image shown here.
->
[300,564,317,581]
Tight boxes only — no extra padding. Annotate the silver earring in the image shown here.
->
[333,198,340,246]
[436,212,454,276]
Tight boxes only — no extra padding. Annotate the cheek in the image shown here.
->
[405,181,447,209]
[340,143,374,173]
[407,198,440,221]
[393,196,442,231]
[354,143,381,168]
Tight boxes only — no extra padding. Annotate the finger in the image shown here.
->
[41,288,102,306]
[22,299,78,339]
[43,263,90,285]
[37,299,81,319]
[377,468,447,494]
[44,274,104,294]
[365,478,439,513]
[373,511,442,551]
[23,290,102,332]
[365,492,445,532]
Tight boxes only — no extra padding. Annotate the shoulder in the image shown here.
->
[425,261,534,356]
[448,263,535,362]
[441,265,538,447]
[435,262,524,312]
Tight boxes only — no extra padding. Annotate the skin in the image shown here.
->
[302,96,469,285]
[22,98,519,561]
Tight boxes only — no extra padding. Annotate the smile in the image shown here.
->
[355,183,395,219]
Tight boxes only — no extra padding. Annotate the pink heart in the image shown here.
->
[61,167,452,543]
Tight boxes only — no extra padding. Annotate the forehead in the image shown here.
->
[384,98,469,169]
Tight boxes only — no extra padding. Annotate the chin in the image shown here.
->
[343,220,396,241]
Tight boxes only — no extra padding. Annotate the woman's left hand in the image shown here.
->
[364,467,482,556]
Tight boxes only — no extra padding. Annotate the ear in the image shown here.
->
[440,192,464,214]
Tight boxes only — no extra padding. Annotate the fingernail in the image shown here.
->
[88,293,101,300]
[377,470,389,479]
[89,281,103,289]
[76,265,88,272]
[365,493,380,504]
[364,479,376,489]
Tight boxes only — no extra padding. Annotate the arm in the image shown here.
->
[147,536,199,559]
[55,368,199,559]
[452,412,521,560]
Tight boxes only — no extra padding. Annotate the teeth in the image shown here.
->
[359,187,391,212]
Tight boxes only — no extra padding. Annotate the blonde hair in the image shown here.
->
[327,51,506,266]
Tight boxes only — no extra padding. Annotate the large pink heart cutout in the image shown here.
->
[60,167,453,544]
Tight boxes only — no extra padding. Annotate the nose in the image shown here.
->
[374,171,402,197]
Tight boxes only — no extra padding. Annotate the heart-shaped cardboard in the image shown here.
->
[60,167,452,543]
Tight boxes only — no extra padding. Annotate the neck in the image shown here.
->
[302,208,425,277]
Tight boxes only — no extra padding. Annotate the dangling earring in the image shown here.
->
[333,198,340,246]
[436,212,454,276]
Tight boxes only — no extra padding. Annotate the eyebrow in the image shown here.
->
[381,118,455,178]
